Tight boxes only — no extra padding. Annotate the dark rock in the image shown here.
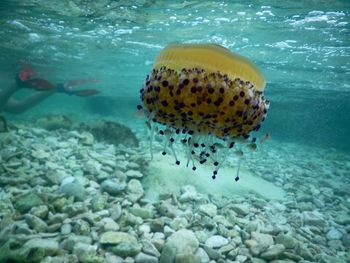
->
[101,180,126,195]
[15,193,44,213]
[79,120,139,147]
[36,114,72,130]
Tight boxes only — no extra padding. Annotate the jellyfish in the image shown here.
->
[138,43,269,180]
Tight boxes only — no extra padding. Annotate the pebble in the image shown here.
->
[195,247,210,263]
[260,244,285,260]
[231,204,250,216]
[24,238,59,256]
[112,241,142,257]
[126,169,143,178]
[127,179,144,202]
[60,181,86,201]
[101,180,127,195]
[30,205,49,219]
[100,217,120,231]
[105,253,124,263]
[91,195,108,212]
[63,202,86,217]
[199,203,217,217]
[170,217,188,230]
[205,235,229,248]
[341,234,350,249]
[129,206,153,219]
[334,213,350,225]
[73,219,90,236]
[275,234,296,249]
[1,125,349,263]
[73,243,97,262]
[25,214,48,232]
[326,228,343,240]
[61,235,92,252]
[251,231,274,248]
[150,218,164,232]
[61,223,72,235]
[302,211,326,227]
[31,149,50,159]
[100,231,137,245]
[15,193,44,213]
[141,240,161,258]
[165,229,199,255]
[135,252,158,263]
[179,185,200,202]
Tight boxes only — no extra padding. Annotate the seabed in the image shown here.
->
[0,120,349,262]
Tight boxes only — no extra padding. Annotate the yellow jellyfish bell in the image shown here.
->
[154,44,266,91]
[139,43,269,179]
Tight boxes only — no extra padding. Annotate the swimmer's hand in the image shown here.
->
[56,83,100,97]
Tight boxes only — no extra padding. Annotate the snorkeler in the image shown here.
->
[0,64,100,115]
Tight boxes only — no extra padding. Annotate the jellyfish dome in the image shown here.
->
[139,43,269,179]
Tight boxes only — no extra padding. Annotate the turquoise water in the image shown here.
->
[1,0,349,151]
[0,1,350,262]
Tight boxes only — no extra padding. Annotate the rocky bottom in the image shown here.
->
[0,123,349,263]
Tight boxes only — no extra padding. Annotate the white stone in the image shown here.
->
[31,149,50,159]
[205,235,228,248]
[61,176,75,186]
[101,218,120,231]
[199,203,217,217]
[166,229,199,254]
[179,185,199,202]
[326,228,343,240]
[73,243,97,262]
[126,170,143,178]
[195,247,210,263]
[251,231,274,248]
[231,204,250,216]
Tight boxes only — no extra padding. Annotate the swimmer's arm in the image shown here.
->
[0,84,20,112]
[3,90,55,114]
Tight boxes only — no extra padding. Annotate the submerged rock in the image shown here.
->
[251,231,274,249]
[60,181,86,201]
[15,193,44,213]
[231,204,250,216]
[334,213,350,226]
[101,180,126,195]
[36,114,72,130]
[326,228,343,240]
[30,205,49,219]
[302,211,326,227]
[127,179,144,202]
[205,235,228,248]
[195,247,210,263]
[100,231,137,245]
[24,238,59,257]
[112,241,142,257]
[60,235,92,252]
[73,242,98,262]
[275,234,296,249]
[25,214,48,232]
[135,252,158,263]
[80,120,139,147]
[165,229,199,255]
[142,240,161,258]
[260,244,285,260]
[199,203,217,217]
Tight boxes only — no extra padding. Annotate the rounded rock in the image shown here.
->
[205,235,229,249]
